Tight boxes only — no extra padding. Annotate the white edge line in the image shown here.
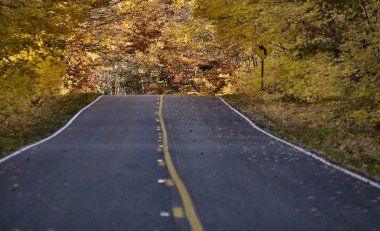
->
[0,95,104,164]
[219,97,380,189]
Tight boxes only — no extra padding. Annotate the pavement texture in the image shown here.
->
[1,95,379,231]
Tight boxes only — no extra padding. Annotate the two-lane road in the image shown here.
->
[1,95,379,230]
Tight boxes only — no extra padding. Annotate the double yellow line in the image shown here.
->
[158,95,204,231]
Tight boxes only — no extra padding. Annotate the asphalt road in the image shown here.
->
[1,95,379,231]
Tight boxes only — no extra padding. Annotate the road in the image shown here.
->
[0,95,379,231]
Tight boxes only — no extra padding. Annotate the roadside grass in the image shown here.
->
[223,93,380,182]
[0,92,101,157]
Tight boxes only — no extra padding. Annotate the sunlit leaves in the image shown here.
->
[193,0,380,128]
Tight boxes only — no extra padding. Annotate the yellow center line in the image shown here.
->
[165,179,175,187]
[173,207,185,218]
[158,95,204,231]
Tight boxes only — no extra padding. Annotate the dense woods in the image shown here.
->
[1,0,379,178]
[193,0,380,178]
[0,0,105,154]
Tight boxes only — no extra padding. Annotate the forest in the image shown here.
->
[0,0,379,179]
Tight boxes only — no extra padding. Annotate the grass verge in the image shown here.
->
[0,92,101,157]
[223,93,380,182]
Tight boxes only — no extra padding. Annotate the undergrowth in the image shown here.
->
[224,93,380,182]
[0,92,100,156]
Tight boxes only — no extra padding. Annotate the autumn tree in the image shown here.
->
[193,0,380,125]
[0,0,110,114]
